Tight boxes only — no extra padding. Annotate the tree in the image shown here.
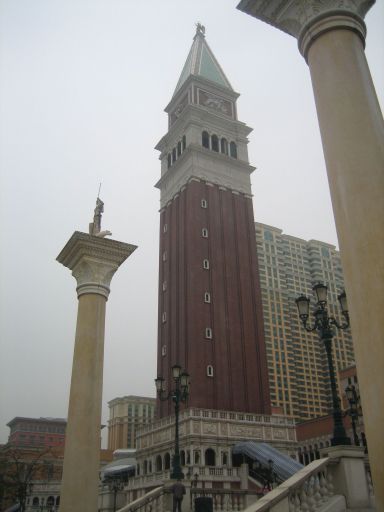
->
[0,447,53,511]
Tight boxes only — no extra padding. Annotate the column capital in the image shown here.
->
[57,231,137,299]
[237,0,375,60]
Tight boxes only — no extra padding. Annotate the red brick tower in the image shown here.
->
[155,26,271,418]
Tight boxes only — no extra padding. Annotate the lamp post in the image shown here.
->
[345,384,362,446]
[295,283,351,446]
[155,365,190,480]
[108,478,124,512]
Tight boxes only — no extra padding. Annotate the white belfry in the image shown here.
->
[237,0,384,508]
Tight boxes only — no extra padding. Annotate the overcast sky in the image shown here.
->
[0,1,383,446]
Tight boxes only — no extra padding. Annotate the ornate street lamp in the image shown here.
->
[155,364,190,480]
[345,384,362,446]
[296,283,351,446]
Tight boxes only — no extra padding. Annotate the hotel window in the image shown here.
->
[162,312,167,323]
[203,259,210,270]
[162,251,167,261]
[162,345,167,356]
[207,365,214,377]
[201,199,208,208]
[205,327,213,339]
[204,292,211,303]
[202,228,208,238]
[162,281,167,291]
[163,223,168,233]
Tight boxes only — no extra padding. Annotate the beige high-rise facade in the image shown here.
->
[107,396,156,450]
[255,223,354,422]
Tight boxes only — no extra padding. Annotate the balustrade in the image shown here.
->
[191,489,247,512]
[117,485,165,512]
[243,458,338,512]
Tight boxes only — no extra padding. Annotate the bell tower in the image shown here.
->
[155,25,271,418]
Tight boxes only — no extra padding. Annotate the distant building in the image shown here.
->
[107,396,155,450]
[255,223,355,421]
[296,364,366,464]
[6,417,66,449]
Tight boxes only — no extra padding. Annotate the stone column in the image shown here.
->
[236,1,383,507]
[57,231,137,512]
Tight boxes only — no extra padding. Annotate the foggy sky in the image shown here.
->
[0,0,383,446]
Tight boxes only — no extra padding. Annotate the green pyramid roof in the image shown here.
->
[173,25,233,97]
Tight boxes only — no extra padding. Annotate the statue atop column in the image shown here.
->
[89,197,112,238]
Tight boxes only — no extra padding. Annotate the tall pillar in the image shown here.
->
[57,231,136,512]
[237,1,384,507]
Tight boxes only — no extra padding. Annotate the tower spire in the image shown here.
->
[173,25,233,97]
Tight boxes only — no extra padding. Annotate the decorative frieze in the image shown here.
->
[203,423,219,435]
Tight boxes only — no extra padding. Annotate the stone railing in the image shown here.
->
[127,466,240,490]
[191,489,248,512]
[242,458,343,512]
[117,485,166,512]
[240,446,375,512]
[127,471,171,489]
[198,466,240,478]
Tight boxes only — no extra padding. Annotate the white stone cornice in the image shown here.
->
[57,231,137,299]
[237,0,375,59]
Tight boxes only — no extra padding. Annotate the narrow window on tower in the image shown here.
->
[162,345,167,356]
[182,135,186,151]
[162,251,167,261]
[177,141,182,157]
[201,199,207,208]
[202,131,210,149]
[230,141,237,159]
[162,312,167,323]
[202,228,208,238]
[162,281,167,291]
[204,292,211,303]
[211,134,219,152]
[167,154,172,169]
[203,259,210,270]
[221,138,228,155]
[163,223,168,233]
[207,365,214,377]
[205,327,213,339]
[172,147,177,163]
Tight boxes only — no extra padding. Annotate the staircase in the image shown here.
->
[115,446,374,512]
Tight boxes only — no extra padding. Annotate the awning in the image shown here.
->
[233,441,303,482]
